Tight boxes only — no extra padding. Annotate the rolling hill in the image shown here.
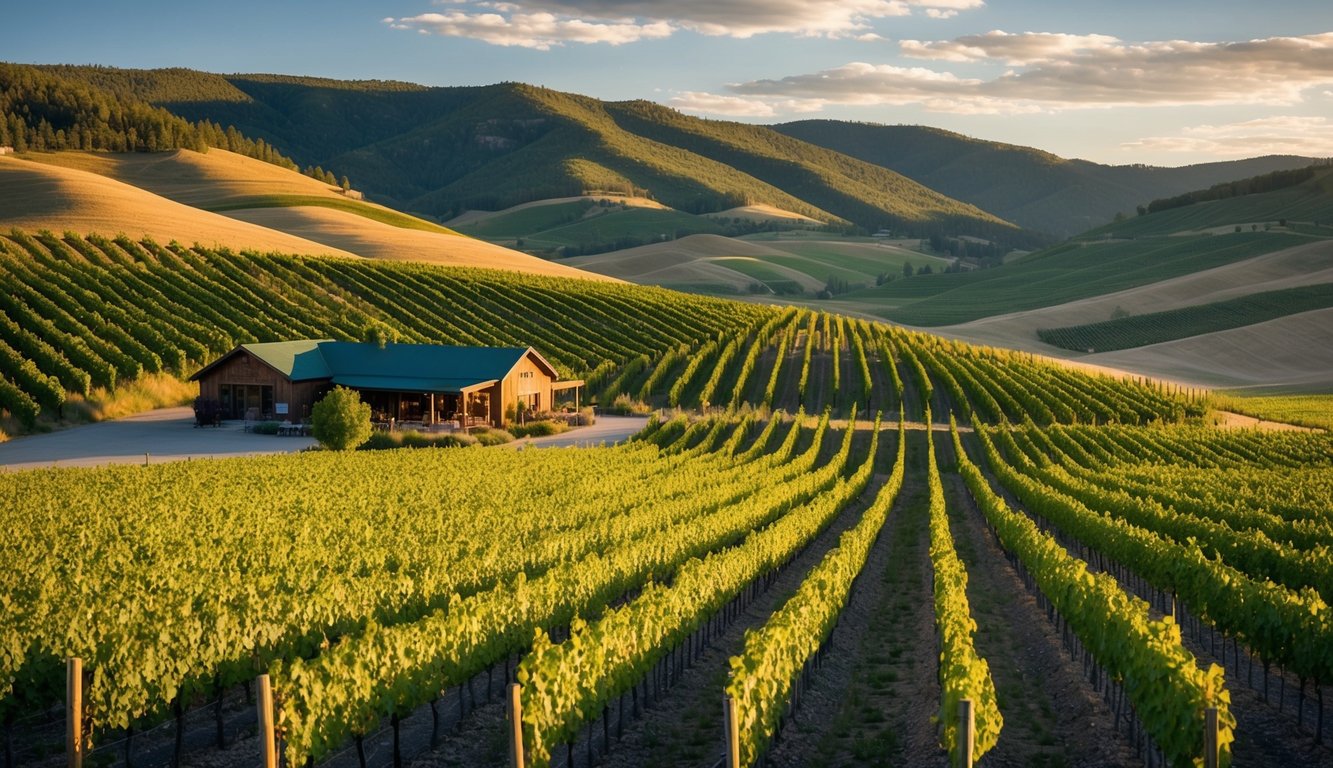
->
[774,120,1320,238]
[563,233,950,295]
[13,64,1026,243]
[1,149,611,280]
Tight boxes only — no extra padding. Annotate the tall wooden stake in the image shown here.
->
[958,698,975,768]
[1203,707,1219,768]
[507,683,525,768]
[257,674,277,768]
[723,695,741,768]
[66,657,82,768]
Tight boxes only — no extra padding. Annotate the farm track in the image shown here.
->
[935,430,1141,768]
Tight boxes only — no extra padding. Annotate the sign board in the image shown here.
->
[275,403,289,415]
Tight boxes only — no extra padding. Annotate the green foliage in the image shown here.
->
[1038,283,1333,352]
[311,386,371,450]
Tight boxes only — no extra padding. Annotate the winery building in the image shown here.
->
[190,340,582,428]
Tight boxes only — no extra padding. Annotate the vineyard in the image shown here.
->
[0,226,1329,767]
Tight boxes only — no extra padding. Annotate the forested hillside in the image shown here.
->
[13,64,1028,243]
[775,120,1319,237]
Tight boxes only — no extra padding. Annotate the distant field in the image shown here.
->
[1211,393,1333,430]
[1038,283,1333,352]
[206,194,459,235]
[850,232,1313,326]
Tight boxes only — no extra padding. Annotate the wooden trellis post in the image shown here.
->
[958,698,975,768]
[723,694,741,768]
[507,683,525,768]
[1203,707,1219,768]
[256,674,277,768]
[67,658,83,768]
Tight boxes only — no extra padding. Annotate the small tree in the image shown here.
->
[340,175,351,192]
[311,386,372,450]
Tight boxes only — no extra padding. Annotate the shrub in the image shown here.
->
[603,394,651,416]
[358,429,479,451]
[508,419,570,438]
[311,386,372,450]
[473,427,516,446]
[253,421,281,435]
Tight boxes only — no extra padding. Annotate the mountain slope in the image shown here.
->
[24,65,1025,241]
[774,120,1319,237]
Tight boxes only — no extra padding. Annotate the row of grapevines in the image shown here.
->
[517,414,872,766]
[952,420,1235,765]
[0,420,798,732]
[925,408,1003,761]
[274,416,843,764]
[977,423,1333,689]
[1006,429,1333,597]
[726,410,906,766]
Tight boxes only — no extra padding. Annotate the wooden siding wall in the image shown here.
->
[196,351,326,420]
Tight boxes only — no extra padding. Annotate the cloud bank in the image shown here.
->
[674,31,1333,115]
[386,0,982,49]
[1124,116,1333,159]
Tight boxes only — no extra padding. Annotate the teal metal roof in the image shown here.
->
[243,339,332,381]
[193,340,549,392]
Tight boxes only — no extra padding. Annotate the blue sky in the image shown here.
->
[5,1,1333,165]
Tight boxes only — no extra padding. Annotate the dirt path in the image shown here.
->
[761,429,943,768]
[935,432,1140,768]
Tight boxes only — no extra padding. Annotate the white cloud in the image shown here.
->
[670,91,778,117]
[900,30,1120,64]
[669,91,827,117]
[389,11,671,49]
[386,0,984,48]
[712,31,1333,116]
[1124,116,1333,158]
